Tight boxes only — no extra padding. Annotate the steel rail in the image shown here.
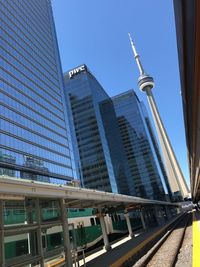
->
[138,212,190,267]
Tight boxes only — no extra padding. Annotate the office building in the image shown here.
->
[64,65,169,200]
[64,65,131,193]
[141,102,172,200]
[112,90,169,200]
[0,0,76,183]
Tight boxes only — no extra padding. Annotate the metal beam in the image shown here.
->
[41,221,62,229]
[0,177,179,209]
[44,246,64,258]
[60,198,72,267]
[0,200,5,267]
[35,198,44,267]
[4,224,38,236]
[6,255,41,267]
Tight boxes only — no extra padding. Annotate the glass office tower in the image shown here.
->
[141,103,172,200]
[112,90,169,200]
[64,65,130,193]
[0,0,75,183]
[99,99,135,196]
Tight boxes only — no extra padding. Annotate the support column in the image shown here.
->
[155,206,166,225]
[153,206,162,225]
[124,212,133,238]
[26,201,36,258]
[35,199,44,267]
[164,206,171,220]
[140,210,146,230]
[176,206,182,214]
[0,201,5,267]
[98,211,111,251]
[60,199,72,267]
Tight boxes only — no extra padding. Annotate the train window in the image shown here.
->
[16,239,28,256]
[90,218,95,226]
[79,209,85,211]
[14,210,25,215]
[3,210,10,216]
[69,208,77,212]
[95,217,100,225]
[50,233,62,247]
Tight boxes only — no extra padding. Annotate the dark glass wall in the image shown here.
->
[0,0,75,183]
[112,90,169,200]
[99,99,134,196]
[140,103,172,200]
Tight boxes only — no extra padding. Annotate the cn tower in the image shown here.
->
[128,33,189,200]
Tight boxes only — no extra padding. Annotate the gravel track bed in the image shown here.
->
[175,218,192,267]
[146,226,185,266]
[133,213,191,267]
[132,229,171,267]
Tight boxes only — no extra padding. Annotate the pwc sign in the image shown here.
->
[68,65,86,79]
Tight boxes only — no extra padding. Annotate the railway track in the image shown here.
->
[133,212,191,267]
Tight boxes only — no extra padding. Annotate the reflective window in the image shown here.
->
[0,0,74,182]
[113,91,168,200]
[64,71,118,193]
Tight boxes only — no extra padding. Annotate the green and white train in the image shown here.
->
[4,207,142,261]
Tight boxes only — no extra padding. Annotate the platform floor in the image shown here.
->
[79,216,179,267]
[192,210,200,267]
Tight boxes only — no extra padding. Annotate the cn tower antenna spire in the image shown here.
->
[128,33,144,75]
[128,33,189,200]
[128,33,155,92]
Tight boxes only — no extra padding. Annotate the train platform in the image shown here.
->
[193,210,200,267]
[79,216,180,267]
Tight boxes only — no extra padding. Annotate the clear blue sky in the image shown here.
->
[52,0,190,187]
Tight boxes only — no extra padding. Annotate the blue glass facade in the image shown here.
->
[140,103,172,200]
[0,0,75,183]
[112,91,169,200]
[99,99,135,196]
[64,65,127,193]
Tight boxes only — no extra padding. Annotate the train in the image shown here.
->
[4,207,143,261]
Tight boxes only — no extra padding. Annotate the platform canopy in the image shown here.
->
[174,0,200,202]
[0,176,178,211]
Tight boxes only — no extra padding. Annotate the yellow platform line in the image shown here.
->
[110,222,172,267]
[49,258,64,267]
[193,212,200,267]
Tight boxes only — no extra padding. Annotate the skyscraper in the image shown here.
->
[64,65,169,200]
[64,65,130,193]
[0,0,75,183]
[112,90,169,201]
